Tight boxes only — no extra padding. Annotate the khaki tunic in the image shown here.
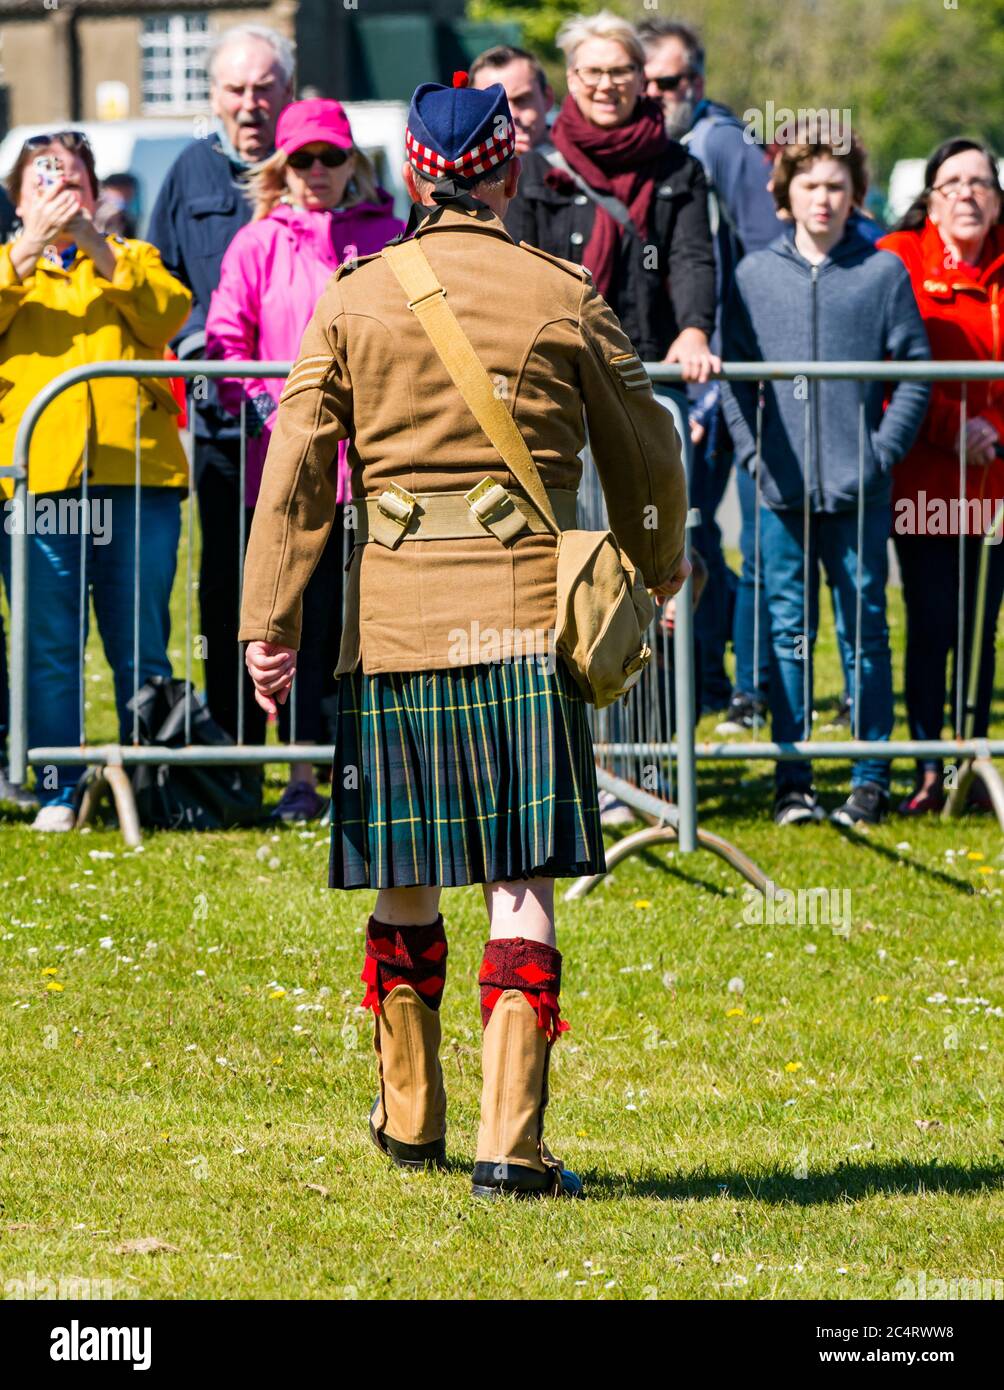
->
[238,204,688,675]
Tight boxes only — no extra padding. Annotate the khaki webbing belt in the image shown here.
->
[350,482,578,550]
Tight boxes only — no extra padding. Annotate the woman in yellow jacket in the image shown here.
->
[0,132,192,830]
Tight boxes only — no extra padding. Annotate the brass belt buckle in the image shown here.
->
[371,482,417,549]
[465,476,527,545]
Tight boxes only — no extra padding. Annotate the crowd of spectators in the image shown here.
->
[0,11,1001,831]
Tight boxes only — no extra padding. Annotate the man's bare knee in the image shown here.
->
[374,885,442,926]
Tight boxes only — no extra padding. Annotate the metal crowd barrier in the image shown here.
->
[2,360,1002,878]
[595,362,1004,869]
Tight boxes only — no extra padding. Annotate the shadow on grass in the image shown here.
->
[827,821,977,895]
[641,856,732,896]
[600,825,733,897]
[577,1160,1004,1204]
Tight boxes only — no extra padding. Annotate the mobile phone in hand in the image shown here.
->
[33,155,63,190]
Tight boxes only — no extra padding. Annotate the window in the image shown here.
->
[140,14,211,114]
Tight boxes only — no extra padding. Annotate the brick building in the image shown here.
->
[0,0,518,131]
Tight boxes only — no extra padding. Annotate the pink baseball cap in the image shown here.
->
[276,99,354,155]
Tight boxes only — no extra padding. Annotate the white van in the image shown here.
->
[885,158,927,223]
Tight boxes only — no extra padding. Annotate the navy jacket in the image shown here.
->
[683,99,781,343]
[721,225,931,513]
[147,134,254,442]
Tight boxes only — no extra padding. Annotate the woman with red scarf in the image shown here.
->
[505,11,716,381]
[879,139,1004,815]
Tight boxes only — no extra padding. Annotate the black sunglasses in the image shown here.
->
[650,73,694,92]
[24,130,91,154]
[287,147,349,171]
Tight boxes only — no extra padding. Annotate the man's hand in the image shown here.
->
[245,640,297,715]
[649,553,693,602]
[665,327,720,385]
[965,415,999,468]
[656,548,707,633]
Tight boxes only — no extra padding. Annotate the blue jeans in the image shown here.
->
[733,465,771,702]
[759,503,894,792]
[736,469,854,708]
[689,436,736,711]
[0,602,8,763]
[0,485,182,805]
[654,385,735,713]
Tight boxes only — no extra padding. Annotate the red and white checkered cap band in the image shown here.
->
[406,119,515,180]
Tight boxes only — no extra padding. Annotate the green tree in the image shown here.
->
[467,0,1004,187]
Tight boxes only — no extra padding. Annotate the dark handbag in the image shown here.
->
[127,677,263,830]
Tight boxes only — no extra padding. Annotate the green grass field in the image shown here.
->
[1,508,1002,1301]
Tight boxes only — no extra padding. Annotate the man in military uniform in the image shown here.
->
[239,75,690,1198]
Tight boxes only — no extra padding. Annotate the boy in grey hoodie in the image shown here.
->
[721,136,930,826]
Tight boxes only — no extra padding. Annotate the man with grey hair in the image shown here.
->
[148,25,294,746]
[206,23,296,162]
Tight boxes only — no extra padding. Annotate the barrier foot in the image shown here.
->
[563,817,771,901]
[74,757,142,848]
[942,756,1004,832]
[75,769,107,829]
[104,764,142,848]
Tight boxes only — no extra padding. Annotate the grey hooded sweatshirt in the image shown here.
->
[720,224,931,512]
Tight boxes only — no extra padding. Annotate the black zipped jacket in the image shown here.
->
[505,142,716,361]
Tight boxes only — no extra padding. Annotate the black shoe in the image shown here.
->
[773,786,826,826]
[369,1097,447,1171]
[471,1160,584,1199]
[715,693,767,736]
[831,782,889,827]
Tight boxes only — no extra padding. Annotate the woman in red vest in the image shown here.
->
[879,139,1004,815]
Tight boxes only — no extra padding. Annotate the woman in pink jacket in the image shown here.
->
[208,99,404,821]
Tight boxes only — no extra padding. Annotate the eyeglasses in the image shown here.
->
[287,147,349,171]
[573,65,639,88]
[930,176,999,201]
[649,72,694,92]
[24,130,91,154]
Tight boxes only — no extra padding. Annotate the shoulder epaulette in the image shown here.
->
[334,249,384,281]
[517,240,592,282]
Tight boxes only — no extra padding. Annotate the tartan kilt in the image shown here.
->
[328,653,606,888]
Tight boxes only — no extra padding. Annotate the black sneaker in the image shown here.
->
[773,787,826,826]
[715,693,767,736]
[830,782,889,827]
[833,693,852,729]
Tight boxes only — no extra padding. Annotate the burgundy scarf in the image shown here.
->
[550,93,670,298]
